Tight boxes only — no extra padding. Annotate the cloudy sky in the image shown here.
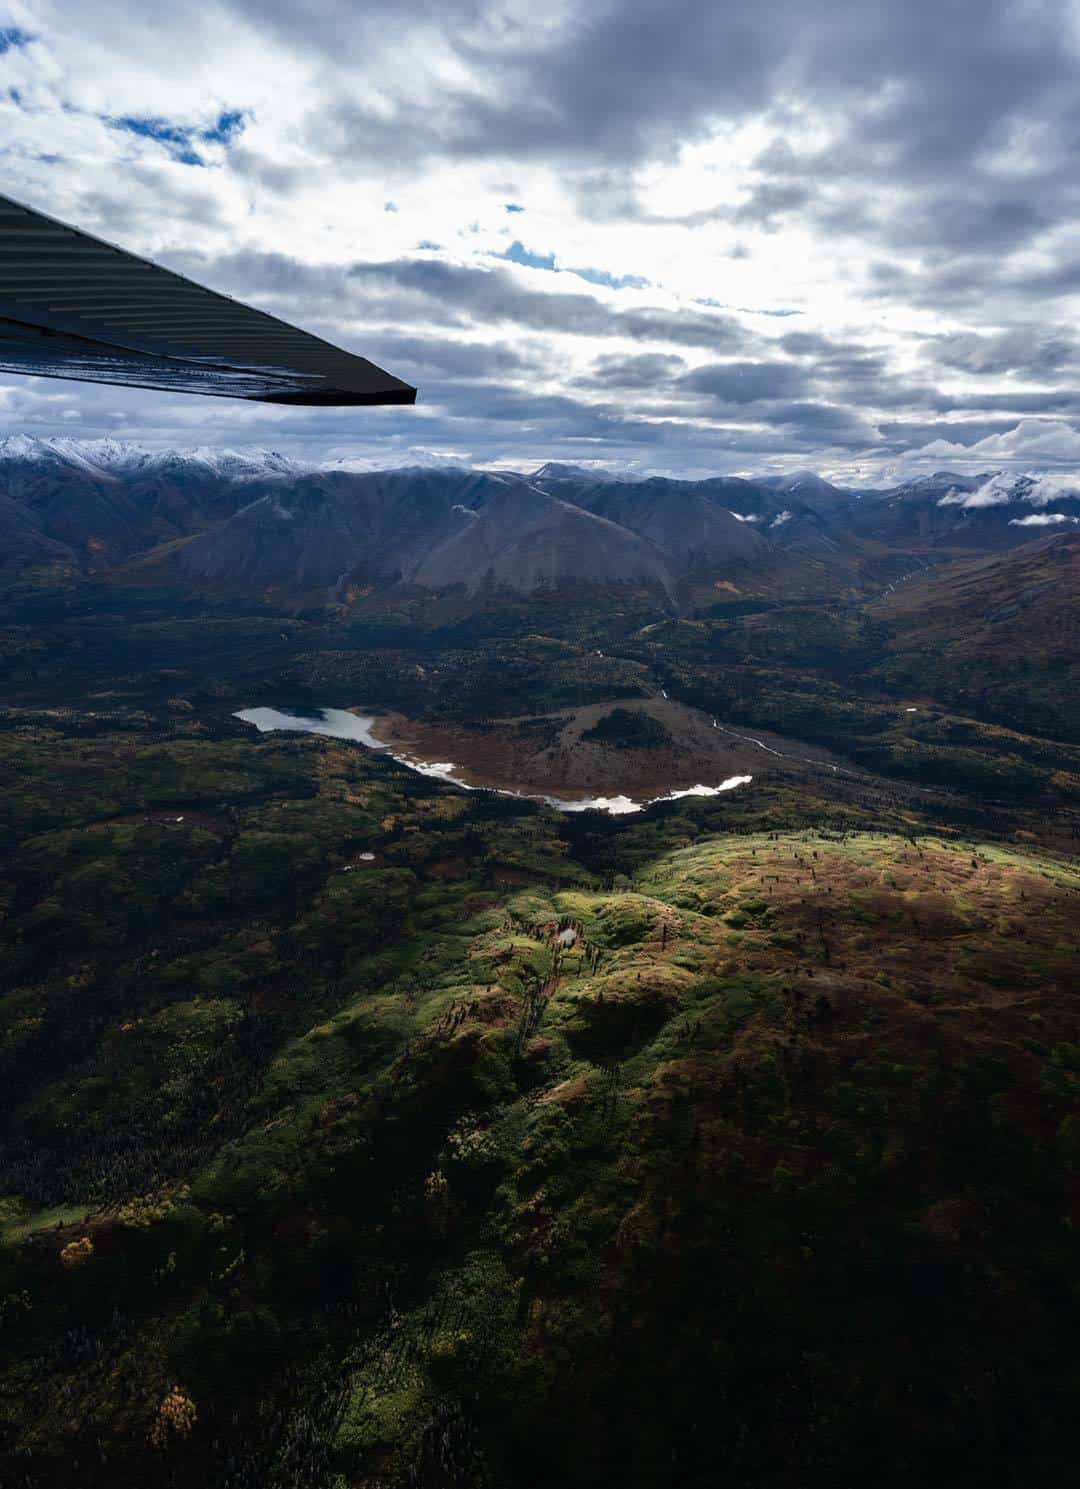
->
[4,0,1080,479]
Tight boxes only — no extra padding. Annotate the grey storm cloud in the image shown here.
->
[779,332,862,361]
[342,259,749,351]
[948,389,1080,415]
[876,417,1037,448]
[680,361,810,404]
[353,334,541,382]
[926,330,1077,378]
[263,0,1080,303]
[730,182,814,231]
[774,337,949,412]
[166,248,746,355]
[578,353,688,389]
[765,400,879,445]
[229,0,1075,185]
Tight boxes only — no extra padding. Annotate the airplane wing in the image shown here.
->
[0,192,416,407]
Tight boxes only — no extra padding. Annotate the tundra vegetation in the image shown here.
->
[0,563,1078,1489]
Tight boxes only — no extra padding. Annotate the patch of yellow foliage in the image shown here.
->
[59,1236,94,1269]
[149,1386,197,1448]
[115,1184,190,1230]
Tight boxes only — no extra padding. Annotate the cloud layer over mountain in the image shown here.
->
[4,1,1080,480]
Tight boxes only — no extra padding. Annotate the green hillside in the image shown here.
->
[2,701,1078,1489]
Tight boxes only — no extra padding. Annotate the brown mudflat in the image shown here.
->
[359,695,842,802]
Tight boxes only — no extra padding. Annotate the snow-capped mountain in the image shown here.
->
[0,437,317,570]
[529,461,622,485]
[1,435,1076,596]
[850,468,1080,548]
[0,435,308,482]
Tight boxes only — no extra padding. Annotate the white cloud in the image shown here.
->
[2,5,1080,477]
[915,419,1080,468]
[1008,511,1080,526]
[938,468,1080,509]
[1017,472,1080,504]
[938,475,1013,508]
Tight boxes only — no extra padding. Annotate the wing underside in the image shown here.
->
[0,194,416,407]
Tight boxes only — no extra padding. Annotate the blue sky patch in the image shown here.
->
[105,109,247,166]
[504,202,525,213]
[573,266,650,290]
[499,240,556,271]
[199,109,246,146]
[497,241,649,290]
[106,115,205,165]
[695,296,802,317]
[0,26,33,55]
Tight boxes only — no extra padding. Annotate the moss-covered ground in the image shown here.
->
[1,691,1078,1488]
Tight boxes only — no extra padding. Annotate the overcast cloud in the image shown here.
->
[4,0,1080,480]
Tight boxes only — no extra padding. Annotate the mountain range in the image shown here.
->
[1,435,1078,606]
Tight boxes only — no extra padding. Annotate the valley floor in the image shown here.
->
[361,694,845,803]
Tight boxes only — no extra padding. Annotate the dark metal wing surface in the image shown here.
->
[0,192,416,406]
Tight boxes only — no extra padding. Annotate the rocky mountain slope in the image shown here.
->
[169,469,514,592]
[875,530,1080,739]
[2,438,1078,604]
[410,480,677,597]
[0,436,303,570]
[0,491,74,571]
[758,467,853,511]
[567,478,771,573]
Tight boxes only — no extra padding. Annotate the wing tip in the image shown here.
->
[257,384,418,407]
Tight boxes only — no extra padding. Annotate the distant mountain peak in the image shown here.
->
[531,461,620,484]
[0,434,310,481]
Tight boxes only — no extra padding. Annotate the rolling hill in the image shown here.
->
[875,530,1080,739]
